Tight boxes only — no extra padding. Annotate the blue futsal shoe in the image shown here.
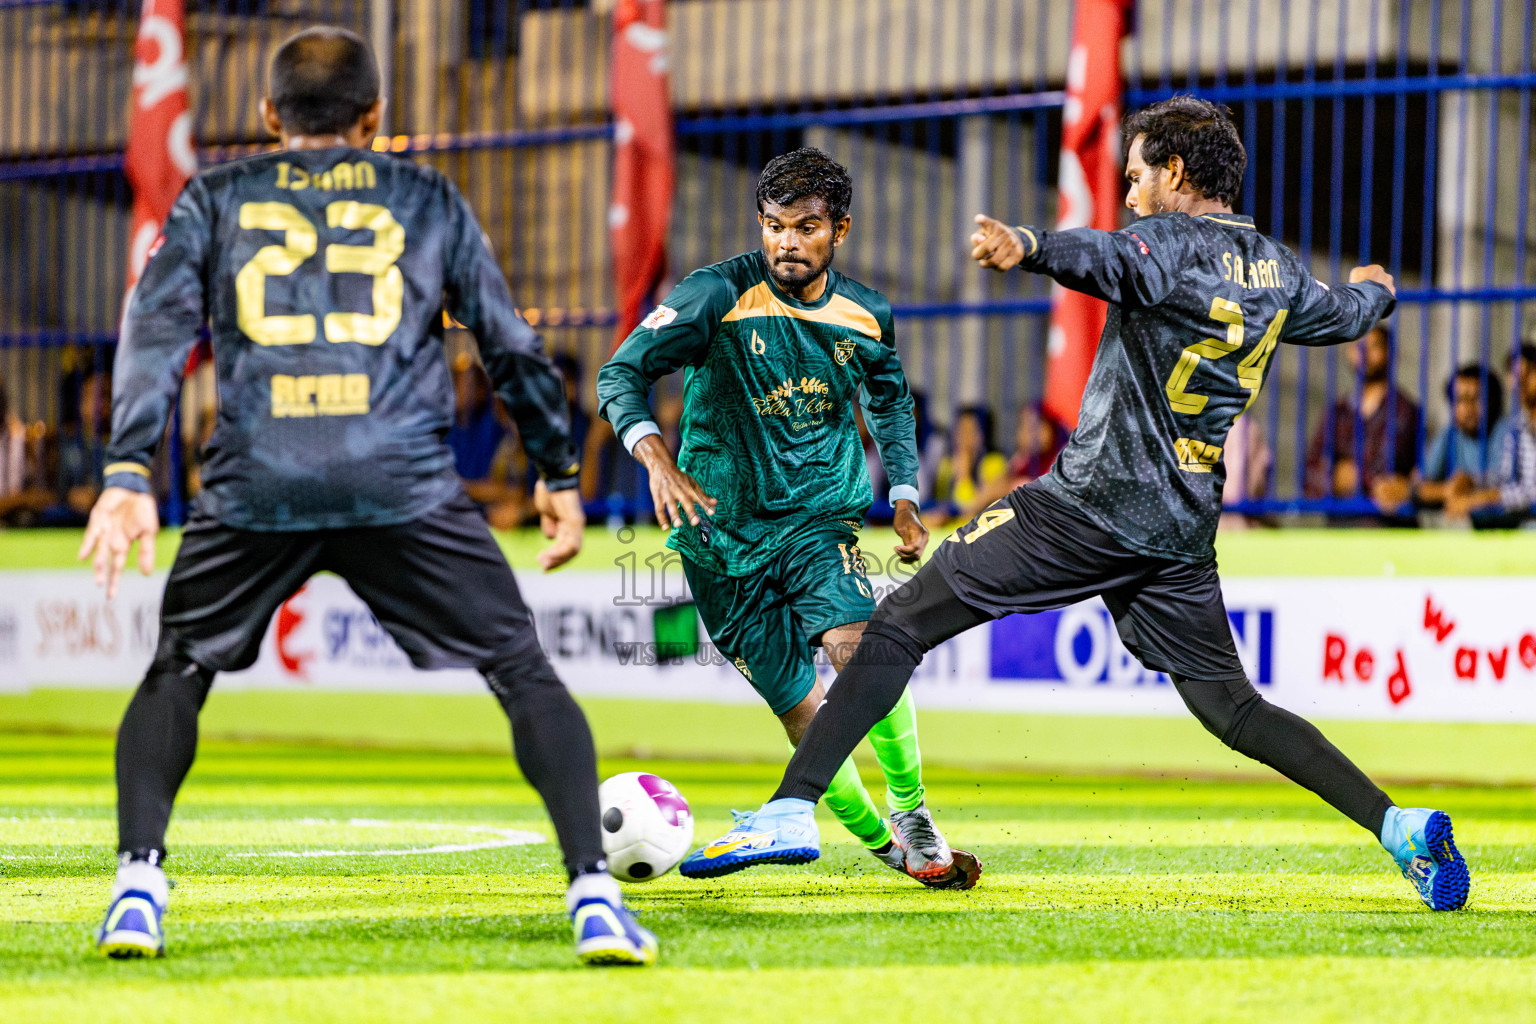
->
[96,888,165,959]
[568,874,657,966]
[679,798,820,879]
[1381,806,1470,911]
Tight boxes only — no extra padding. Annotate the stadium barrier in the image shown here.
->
[5,563,1534,724]
[2,1,1535,524]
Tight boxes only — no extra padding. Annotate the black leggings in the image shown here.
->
[775,563,1394,838]
[117,634,608,878]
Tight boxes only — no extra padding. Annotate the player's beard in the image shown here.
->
[769,249,833,291]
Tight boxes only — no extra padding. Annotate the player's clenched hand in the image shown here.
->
[892,499,929,564]
[77,487,159,599]
[534,479,585,571]
[970,214,1027,272]
[1349,264,1395,297]
[634,434,717,530]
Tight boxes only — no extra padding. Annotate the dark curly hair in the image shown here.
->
[1122,96,1247,207]
[756,147,853,223]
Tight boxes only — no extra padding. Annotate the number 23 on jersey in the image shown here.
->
[235,200,405,347]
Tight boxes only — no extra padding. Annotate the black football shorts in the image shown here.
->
[928,480,1250,685]
[155,492,534,673]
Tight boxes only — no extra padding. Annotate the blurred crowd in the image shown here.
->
[3,325,1534,533]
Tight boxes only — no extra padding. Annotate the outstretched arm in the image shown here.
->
[444,188,580,495]
[81,180,210,596]
[1284,266,1397,347]
[970,213,1183,308]
[443,186,583,569]
[596,269,731,529]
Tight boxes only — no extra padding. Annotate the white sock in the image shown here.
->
[565,871,622,914]
[113,859,169,906]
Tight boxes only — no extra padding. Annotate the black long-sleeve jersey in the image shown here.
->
[105,147,579,531]
[1013,212,1395,561]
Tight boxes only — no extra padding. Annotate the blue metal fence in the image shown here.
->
[0,0,1532,527]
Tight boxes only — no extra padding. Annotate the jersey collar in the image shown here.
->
[1197,213,1256,230]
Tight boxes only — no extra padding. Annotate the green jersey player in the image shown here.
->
[597,148,979,888]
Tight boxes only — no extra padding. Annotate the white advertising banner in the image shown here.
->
[0,567,1533,723]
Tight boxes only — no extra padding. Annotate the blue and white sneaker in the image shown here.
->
[96,857,168,959]
[1381,806,1470,911]
[568,873,657,966]
[679,798,820,879]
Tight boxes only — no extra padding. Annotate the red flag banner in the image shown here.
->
[608,0,674,352]
[1042,0,1132,429]
[124,0,195,299]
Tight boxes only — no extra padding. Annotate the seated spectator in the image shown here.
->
[936,405,1008,513]
[1304,324,1420,515]
[1219,412,1273,530]
[0,372,53,523]
[963,403,1069,518]
[909,390,946,505]
[0,371,26,501]
[47,365,114,523]
[1416,363,1505,509]
[1445,343,1536,526]
[446,352,525,529]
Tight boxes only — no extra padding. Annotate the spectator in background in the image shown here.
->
[53,366,113,519]
[1304,324,1420,515]
[937,405,1008,512]
[1219,413,1273,530]
[0,371,26,500]
[909,390,946,504]
[1415,363,1505,510]
[1445,343,1536,526]
[446,351,525,529]
[962,403,1069,518]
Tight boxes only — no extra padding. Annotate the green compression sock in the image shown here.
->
[866,687,925,812]
[809,742,893,849]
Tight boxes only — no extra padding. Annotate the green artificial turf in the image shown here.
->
[2,732,1533,1023]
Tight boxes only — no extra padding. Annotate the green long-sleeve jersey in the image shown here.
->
[597,250,920,577]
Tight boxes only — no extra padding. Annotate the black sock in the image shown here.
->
[773,624,923,804]
[1222,695,1394,838]
[483,646,607,879]
[116,658,215,855]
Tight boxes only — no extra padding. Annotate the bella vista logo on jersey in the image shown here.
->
[834,339,857,365]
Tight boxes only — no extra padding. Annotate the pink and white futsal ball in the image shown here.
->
[598,772,695,882]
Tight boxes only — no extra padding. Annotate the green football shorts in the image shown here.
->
[681,521,877,716]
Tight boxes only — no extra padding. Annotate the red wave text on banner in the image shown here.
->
[1042,0,1132,429]
[608,0,674,352]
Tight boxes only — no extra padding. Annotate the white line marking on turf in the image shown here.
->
[230,818,547,858]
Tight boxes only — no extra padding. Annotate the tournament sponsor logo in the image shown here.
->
[33,595,158,661]
[989,600,1273,687]
[641,305,678,329]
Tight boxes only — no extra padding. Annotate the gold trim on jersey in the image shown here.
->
[721,282,882,339]
[103,462,150,479]
[1199,215,1256,230]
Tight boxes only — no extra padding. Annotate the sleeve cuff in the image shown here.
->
[103,462,152,494]
[888,485,920,507]
[621,421,661,455]
[1012,225,1042,260]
